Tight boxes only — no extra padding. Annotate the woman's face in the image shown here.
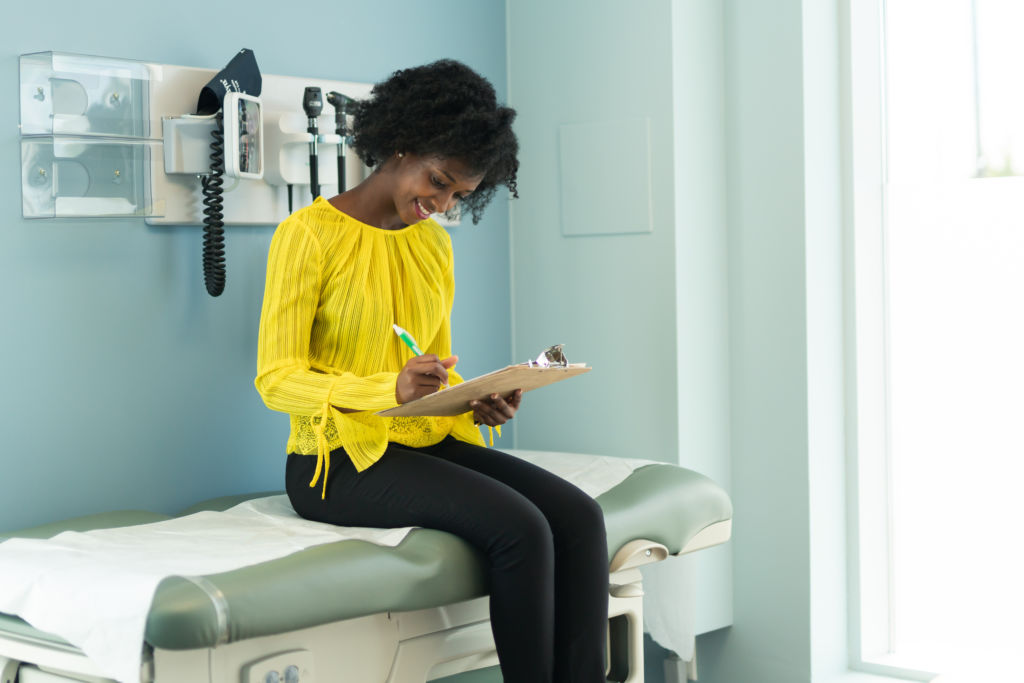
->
[388,154,484,225]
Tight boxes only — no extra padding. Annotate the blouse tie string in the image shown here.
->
[310,400,341,500]
[308,390,389,499]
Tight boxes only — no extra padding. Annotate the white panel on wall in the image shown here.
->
[558,117,653,236]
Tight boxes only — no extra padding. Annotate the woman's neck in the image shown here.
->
[327,169,406,231]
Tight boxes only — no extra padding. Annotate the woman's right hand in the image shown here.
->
[395,354,458,404]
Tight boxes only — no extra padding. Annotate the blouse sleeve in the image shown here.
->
[254,218,399,415]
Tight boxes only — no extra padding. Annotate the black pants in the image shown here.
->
[286,436,609,683]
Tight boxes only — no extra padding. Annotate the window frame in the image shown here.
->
[841,0,938,679]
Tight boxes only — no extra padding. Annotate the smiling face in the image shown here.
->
[389,154,485,226]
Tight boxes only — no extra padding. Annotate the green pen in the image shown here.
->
[393,323,449,389]
[392,324,424,355]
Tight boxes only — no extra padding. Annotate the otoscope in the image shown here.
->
[303,86,323,201]
[326,91,354,193]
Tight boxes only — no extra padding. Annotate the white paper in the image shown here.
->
[0,496,412,683]
[640,554,697,661]
[506,449,658,498]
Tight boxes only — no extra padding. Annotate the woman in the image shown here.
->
[255,59,608,683]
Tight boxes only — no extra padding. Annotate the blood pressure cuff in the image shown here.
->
[197,48,262,115]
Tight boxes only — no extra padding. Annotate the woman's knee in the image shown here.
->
[488,499,554,567]
[550,486,606,539]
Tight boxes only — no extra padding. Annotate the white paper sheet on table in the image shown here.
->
[0,496,413,683]
[505,449,658,498]
[0,450,656,683]
[641,554,697,661]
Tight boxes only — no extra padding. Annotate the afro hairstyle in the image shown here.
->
[349,59,519,224]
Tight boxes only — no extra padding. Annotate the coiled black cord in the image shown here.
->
[201,112,226,297]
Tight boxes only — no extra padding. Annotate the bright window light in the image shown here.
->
[860,0,1024,678]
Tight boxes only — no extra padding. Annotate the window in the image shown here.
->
[848,1,1024,680]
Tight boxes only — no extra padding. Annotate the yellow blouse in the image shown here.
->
[255,197,485,498]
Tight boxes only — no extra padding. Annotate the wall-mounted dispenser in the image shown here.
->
[19,52,163,218]
[20,51,154,138]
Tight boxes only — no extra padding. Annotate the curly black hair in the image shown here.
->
[349,59,519,224]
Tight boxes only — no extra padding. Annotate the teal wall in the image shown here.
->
[696,0,858,682]
[712,0,815,678]
[509,1,887,682]
[0,0,511,532]
[506,0,679,464]
[507,0,733,645]
[670,0,733,637]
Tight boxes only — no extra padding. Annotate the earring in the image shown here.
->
[397,152,404,158]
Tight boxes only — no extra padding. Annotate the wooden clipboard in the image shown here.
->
[377,363,591,417]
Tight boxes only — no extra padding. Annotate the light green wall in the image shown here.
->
[671,0,733,634]
[507,0,680,462]
[696,0,852,682]
[715,0,815,677]
[510,0,860,682]
[506,0,733,650]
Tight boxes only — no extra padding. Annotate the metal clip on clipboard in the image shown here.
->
[525,344,569,368]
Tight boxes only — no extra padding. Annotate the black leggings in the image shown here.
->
[286,436,609,683]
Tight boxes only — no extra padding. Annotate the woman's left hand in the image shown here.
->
[471,389,523,427]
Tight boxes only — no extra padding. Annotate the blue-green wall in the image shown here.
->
[696,1,868,682]
[508,1,902,682]
[507,0,733,642]
[0,0,511,532]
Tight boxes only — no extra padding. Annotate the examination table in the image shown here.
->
[0,451,732,683]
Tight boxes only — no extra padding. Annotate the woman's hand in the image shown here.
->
[395,354,458,404]
[471,389,523,427]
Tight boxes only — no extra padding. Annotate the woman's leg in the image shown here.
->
[418,437,610,683]
[286,445,556,683]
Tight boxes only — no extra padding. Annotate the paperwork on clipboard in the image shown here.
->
[378,344,591,417]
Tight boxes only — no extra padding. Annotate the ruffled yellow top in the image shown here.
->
[255,197,485,498]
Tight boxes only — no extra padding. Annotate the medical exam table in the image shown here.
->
[0,451,732,683]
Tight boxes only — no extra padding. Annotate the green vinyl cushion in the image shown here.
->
[0,463,731,651]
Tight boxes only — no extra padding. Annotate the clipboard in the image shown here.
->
[378,363,591,417]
